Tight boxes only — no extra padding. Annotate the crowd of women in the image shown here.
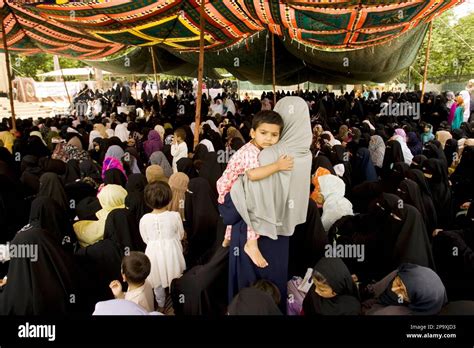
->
[0,84,473,316]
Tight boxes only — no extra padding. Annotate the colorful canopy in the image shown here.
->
[0,0,465,84]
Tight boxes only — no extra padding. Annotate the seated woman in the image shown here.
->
[73,184,127,247]
[362,263,447,315]
[302,258,361,316]
[227,286,282,315]
[433,204,474,301]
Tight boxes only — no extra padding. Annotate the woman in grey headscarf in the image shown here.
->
[231,96,312,240]
[222,96,312,308]
[368,135,385,170]
[149,151,173,178]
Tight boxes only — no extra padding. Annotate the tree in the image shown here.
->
[401,11,474,87]
[10,53,85,80]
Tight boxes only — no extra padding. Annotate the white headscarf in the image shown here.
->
[114,123,130,142]
[319,174,353,232]
[460,90,471,122]
[392,135,413,165]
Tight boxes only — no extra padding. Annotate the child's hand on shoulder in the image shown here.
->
[109,280,123,298]
[277,154,294,171]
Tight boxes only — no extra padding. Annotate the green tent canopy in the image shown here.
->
[0,0,464,84]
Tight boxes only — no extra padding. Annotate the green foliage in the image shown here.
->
[10,53,85,80]
[402,11,474,87]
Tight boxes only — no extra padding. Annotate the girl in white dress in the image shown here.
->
[140,181,186,307]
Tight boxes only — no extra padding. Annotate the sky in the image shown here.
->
[452,0,474,19]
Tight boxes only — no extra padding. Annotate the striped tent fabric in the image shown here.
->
[0,0,465,83]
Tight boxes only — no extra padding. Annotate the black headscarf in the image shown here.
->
[0,174,28,243]
[382,140,404,178]
[74,210,133,302]
[124,173,151,225]
[450,146,474,207]
[0,227,80,315]
[75,196,101,221]
[0,147,15,172]
[423,141,447,165]
[406,169,438,232]
[406,131,422,156]
[312,155,335,175]
[181,125,194,155]
[39,157,67,176]
[302,258,361,316]
[379,263,447,315]
[171,246,229,316]
[422,158,452,228]
[105,208,145,252]
[79,159,102,184]
[351,147,378,186]
[289,199,327,278]
[38,172,69,211]
[104,168,127,187]
[184,177,219,267]
[177,158,197,179]
[227,287,282,315]
[397,179,433,235]
[443,138,458,168]
[20,155,42,196]
[29,196,76,249]
[410,154,427,170]
[373,193,435,272]
[25,135,50,158]
[197,151,224,197]
[193,143,208,162]
[64,159,81,184]
[90,137,107,163]
[380,161,410,194]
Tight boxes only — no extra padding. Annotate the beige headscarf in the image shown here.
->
[73,184,127,247]
[226,126,245,142]
[94,124,108,139]
[435,130,452,149]
[67,136,83,150]
[145,165,168,184]
[154,125,165,143]
[168,172,189,220]
[464,138,474,147]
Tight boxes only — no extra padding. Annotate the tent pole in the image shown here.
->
[57,59,71,105]
[420,21,433,103]
[1,12,16,132]
[150,47,159,94]
[408,67,411,91]
[271,32,276,105]
[193,0,206,149]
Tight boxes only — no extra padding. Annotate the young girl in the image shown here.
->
[140,181,186,307]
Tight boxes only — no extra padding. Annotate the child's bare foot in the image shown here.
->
[222,239,230,247]
[244,240,268,268]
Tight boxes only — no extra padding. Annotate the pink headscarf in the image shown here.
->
[448,103,457,125]
[395,128,407,142]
